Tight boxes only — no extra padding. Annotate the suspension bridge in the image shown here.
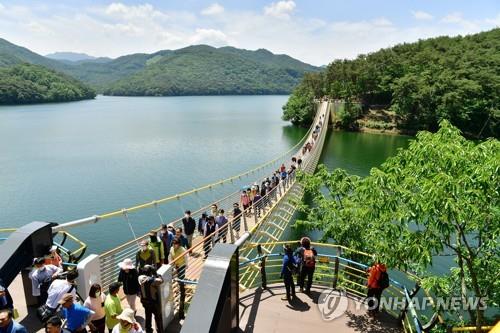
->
[0,100,485,333]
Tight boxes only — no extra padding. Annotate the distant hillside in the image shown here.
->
[0,63,95,104]
[102,45,320,96]
[283,28,500,138]
[0,38,320,96]
[0,38,64,68]
[45,52,98,62]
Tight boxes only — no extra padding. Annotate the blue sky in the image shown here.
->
[0,1,498,65]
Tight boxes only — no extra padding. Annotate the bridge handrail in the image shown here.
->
[55,104,320,230]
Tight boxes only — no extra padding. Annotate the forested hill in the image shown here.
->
[0,63,96,104]
[102,45,320,96]
[283,28,500,138]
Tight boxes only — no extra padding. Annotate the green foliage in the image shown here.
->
[0,39,320,95]
[286,29,500,138]
[298,121,500,328]
[0,63,96,104]
[102,45,320,96]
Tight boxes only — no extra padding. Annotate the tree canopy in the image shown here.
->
[284,29,500,138]
[0,63,96,104]
[297,121,499,330]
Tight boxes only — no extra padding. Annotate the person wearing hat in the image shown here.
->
[45,246,63,268]
[59,293,95,333]
[104,282,122,333]
[29,257,62,305]
[147,232,164,269]
[117,259,139,312]
[111,309,143,333]
[135,240,156,275]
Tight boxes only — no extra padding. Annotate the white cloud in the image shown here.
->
[442,12,463,23]
[0,2,498,66]
[264,1,296,19]
[201,3,224,16]
[190,28,229,46]
[412,10,433,21]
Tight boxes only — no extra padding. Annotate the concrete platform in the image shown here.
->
[239,285,402,333]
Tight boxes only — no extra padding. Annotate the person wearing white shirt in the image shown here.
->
[83,283,106,333]
[29,257,62,305]
[45,270,78,311]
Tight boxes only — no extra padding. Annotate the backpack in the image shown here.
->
[379,271,389,289]
[303,249,315,268]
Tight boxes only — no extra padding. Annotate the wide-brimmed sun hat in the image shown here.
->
[118,258,135,270]
[116,308,136,324]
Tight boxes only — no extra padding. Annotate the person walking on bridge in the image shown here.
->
[45,270,78,317]
[104,282,123,333]
[117,259,140,313]
[59,293,95,333]
[296,237,317,294]
[45,316,70,333]
[203,216,218,259]
[159,224,173,265]
[138,266,163,333]
[111,309,143,333]
[197,213,208,236]
[136,240,156,274]
[215,209,228,243]
[148,232,164,269]
[366,262,388,314]
[182,210,196,250]
[280,245,297,302]
[83,283,106,333]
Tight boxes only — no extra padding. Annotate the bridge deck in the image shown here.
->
[239,284,402,333]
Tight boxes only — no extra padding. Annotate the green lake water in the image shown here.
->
[0,95,410,253]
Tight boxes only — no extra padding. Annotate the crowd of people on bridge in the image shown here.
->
[0,113,329,333]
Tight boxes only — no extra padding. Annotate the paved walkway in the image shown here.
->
[239,285,402,333]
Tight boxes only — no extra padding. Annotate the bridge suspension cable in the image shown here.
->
[55,107,319,231]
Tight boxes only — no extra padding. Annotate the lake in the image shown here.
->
[0,95,409,253]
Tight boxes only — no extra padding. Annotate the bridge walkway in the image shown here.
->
[239,284,402,333]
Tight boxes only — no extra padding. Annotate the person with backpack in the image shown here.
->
[30,257,62,305]
[181,210,196,249]
[138,266,163,333]
[280,245,297,301]
[41,270,79,322]
[296,237,317,294]
[366,262,388,314]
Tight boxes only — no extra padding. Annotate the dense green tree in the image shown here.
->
[296,121,499,331]
[286,29,500,138]
[0,63,95,104]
